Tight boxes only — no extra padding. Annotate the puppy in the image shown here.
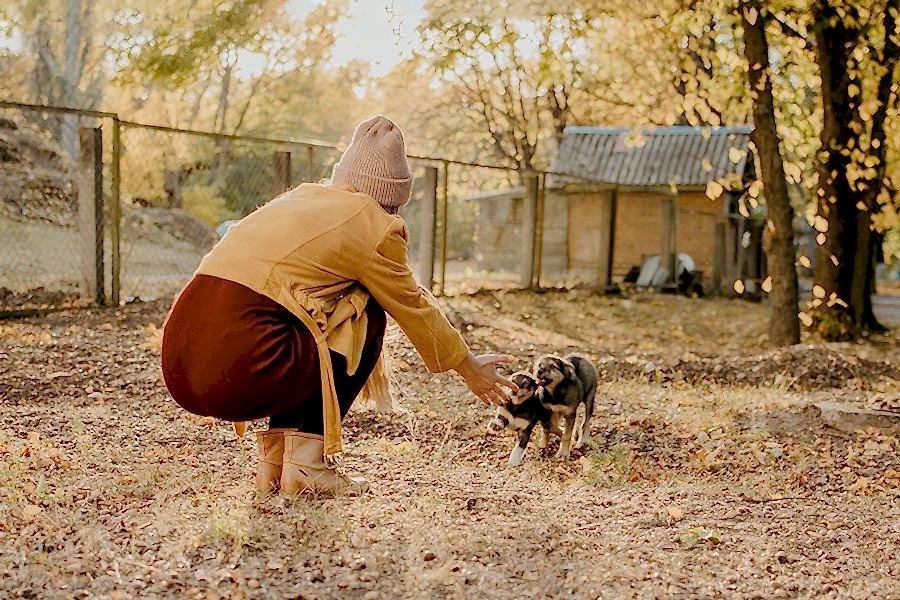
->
[534,353,598,459]
[487,371,559,467]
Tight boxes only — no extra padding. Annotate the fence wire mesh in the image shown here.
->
[0,104,113,313]
[116,124,347,302]
[5,101,660,317]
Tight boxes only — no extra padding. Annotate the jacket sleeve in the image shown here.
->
[360,218,470,373]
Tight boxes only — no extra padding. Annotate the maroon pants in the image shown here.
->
[161,275,386,433]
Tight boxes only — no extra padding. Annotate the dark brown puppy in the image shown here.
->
[534,353,598,459]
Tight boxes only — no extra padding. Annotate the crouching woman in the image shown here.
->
[160,116,515,496]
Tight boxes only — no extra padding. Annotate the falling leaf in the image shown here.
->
[733,279,745,294]
[748,180,763,198]
[706,180,724,200]
[744,7,758,25]
[761,277,772,293]
[728,147,746,164]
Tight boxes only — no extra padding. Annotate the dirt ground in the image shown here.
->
[1,291,898,599]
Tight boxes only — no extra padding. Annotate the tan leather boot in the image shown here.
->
[255,429,291,494]
[281,431,369,496]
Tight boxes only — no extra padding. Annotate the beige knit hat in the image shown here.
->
[331,115,413,213]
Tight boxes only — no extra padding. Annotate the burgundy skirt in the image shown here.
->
[160,274,385,428]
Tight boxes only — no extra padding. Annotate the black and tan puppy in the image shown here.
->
[487,371,559,467]
[535,353,598,459]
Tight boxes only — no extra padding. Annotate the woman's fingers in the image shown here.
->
[476,354,516,366]
[496,374,518,392]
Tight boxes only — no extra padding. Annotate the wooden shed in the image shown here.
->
[472,126,758,292]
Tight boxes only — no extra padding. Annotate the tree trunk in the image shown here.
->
[213,61,234,189]
[740,0,800,347]
[60,0,86,159]
[854,0,899,332]
[811,1,861,334]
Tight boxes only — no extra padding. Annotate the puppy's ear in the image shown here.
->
[560,358,577,380]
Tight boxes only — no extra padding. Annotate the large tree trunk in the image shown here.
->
[855,0,899,332]
[811,1,863,338]
[812,0,898,336]
[740,0,800,347]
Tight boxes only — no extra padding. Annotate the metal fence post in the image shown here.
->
[272,151,292,196]
[520,172,539,289]
[438,161,449,296]
[418,166,438,291]
[78,127,104,305]
[110,118,122,305]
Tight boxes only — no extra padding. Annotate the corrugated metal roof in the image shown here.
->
[550,126,752,189]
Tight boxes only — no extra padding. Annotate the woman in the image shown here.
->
[161,116,516,496]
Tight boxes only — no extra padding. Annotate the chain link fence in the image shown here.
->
[0,102,118,314]
[6,100,744,317]
[115,124,341,302]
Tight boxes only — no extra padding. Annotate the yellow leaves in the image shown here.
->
[798,312,814,327]
[797,255,811,269]
[812,285,826,299]
[761,276,772,293]
[783,162,803,184]
[142,324,163,352]
[817,233,827,245]
[814,215,829,233]
[733,279,745,294]
[21,504,43,521]
[701,158,713,172]
[667,506,685,522]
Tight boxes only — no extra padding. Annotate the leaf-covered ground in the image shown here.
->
[1,291,899,599]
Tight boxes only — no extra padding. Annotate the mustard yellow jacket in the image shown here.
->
[193,183,470,458]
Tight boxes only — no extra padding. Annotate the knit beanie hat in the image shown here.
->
[331,115,413,213]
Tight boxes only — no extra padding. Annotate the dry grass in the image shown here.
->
[0,291,898,599]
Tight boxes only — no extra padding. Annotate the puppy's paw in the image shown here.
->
[574,435,591,450]
[555,448,571,460]
[506,446,525,468]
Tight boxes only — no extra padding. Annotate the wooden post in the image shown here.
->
[272,151,291,196]
[418,166,438,290]
[660,195,676,284]
[533,173,546,289]
[735,218,747,294]
[520,173,539,288]
[438,161,449,295]
[307,145,316,183]
[607,187,618,287]
[78,127,104,305]
[596,189,615,289]
[713,221,726,295]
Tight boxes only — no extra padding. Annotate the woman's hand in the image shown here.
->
[453,353,519,406]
